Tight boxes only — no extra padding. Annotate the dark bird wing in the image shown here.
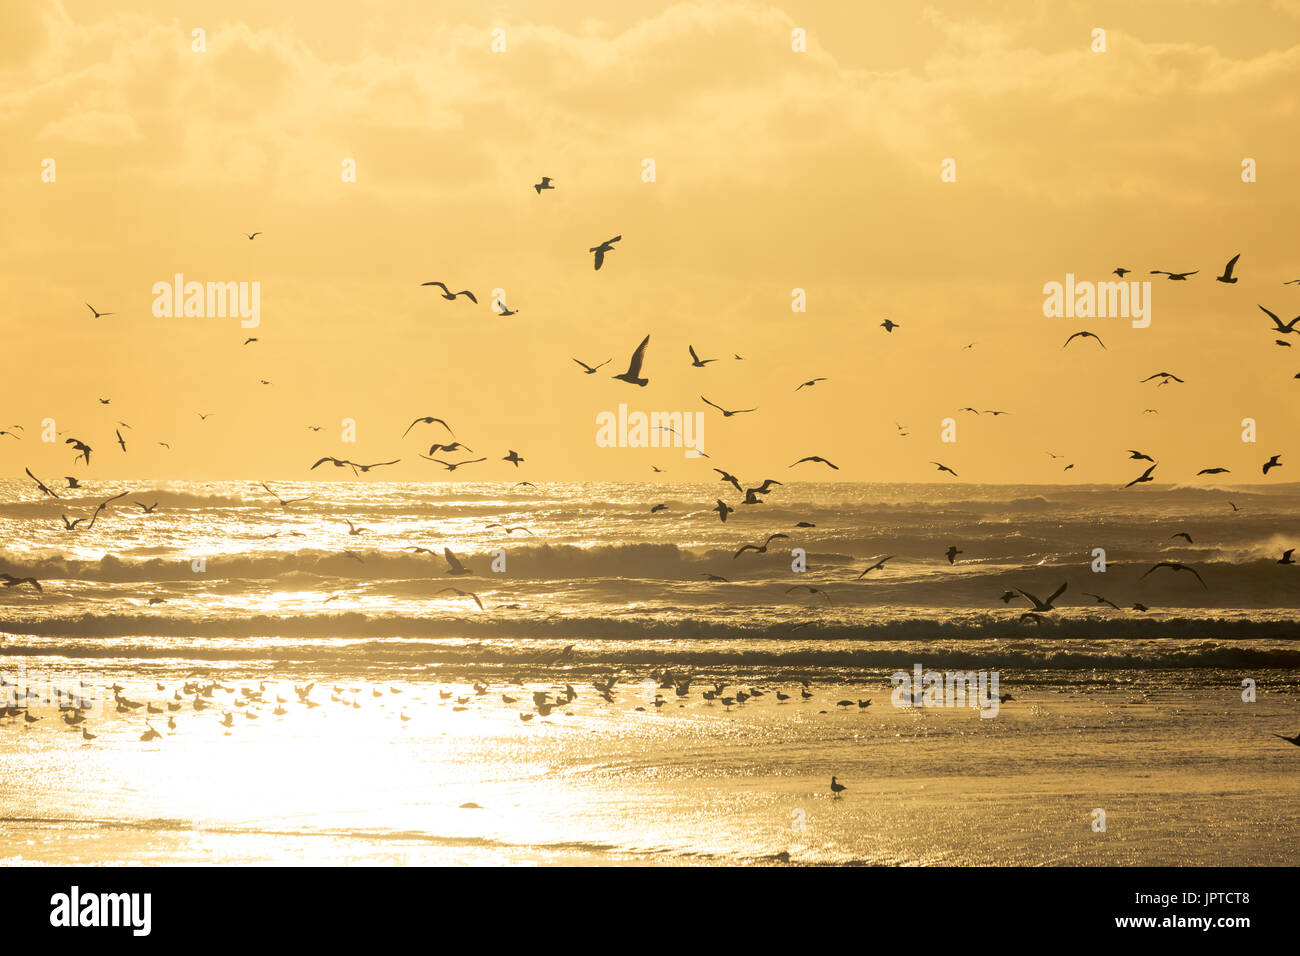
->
[421,281,451,294]
[624,335,650,377]
[444,548,467,574]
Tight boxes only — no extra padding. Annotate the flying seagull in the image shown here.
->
[421,281,477,303]
[1150,270,1197,280]
[701,396,756,417]
[85,303,114,318]
[443,548,472,576]
[734,533,789,558]
[1259,305,1300,335]
[790,456,838,470]
[589,236,621,270]
[1215,254,1241,284]
[438,587,484,610]
[1063,331,1106,350]
[930,461,958,478]
[533,177,554,194]
[612,335,650,386]
[1263,455,1283,475]
[1016,582,1068,611]
[403,416,454,438]
[1141,562,1206,589]
[795,378,828,391]
[573,357,611,374]
[1124,463,1157,488]
[25,468,59,498]
[1141,372,1184,386]
[880,319,899,332]
[1127,450,1155,462]
[688,345,718,367]
[856,556,894,579]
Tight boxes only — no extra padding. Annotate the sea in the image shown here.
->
[1,480,1297,865]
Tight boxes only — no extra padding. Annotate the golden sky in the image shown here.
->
[3,0,1299,483]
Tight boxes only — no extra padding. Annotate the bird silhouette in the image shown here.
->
[612,335,650,386]
[589,236,621,270]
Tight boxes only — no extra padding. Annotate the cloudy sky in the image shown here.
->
[3,0,1299,482]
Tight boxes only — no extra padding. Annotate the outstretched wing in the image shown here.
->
[625,335,650,377]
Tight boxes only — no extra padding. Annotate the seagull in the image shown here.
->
[420,281,477,303]
[66,438,92,465]
[1196,467,1229,475]
[244,232,262,240]
[1263,455,1283,475]
[701,396,756,417]
[403,416,454,438]
[25,468,59,498]
[702,573,730,582]
[714,469,743,493]
[1081,592,1120,610]
[712,499,734,523]
[612,335,650,386]
[1141,562,1207,589]
[745,479,783,496]
[310,455,355,473]
[945,546,962,564]
[59,514,87,530]
[880,319,899,332]
[244,337,258,345]
[1063,330,1106,349]
[589,236,621,270]
[1171,532,1194,544]
[533,176,554,194]
[260,482,312,507]
[421,456,487,471]
[856,556,894,578]
[789,456,838,470]
[787,584,831,602]
[0,574,42,593]
[1253,308,1294,338]
[1016,582,1068,611]
[115,429,126,452]
[1124,463,1157,488]
[352,460,400,473]
[1141,372,1184,386]
[930,461,958,478]
[688,345,718,367]
[650,504,668,513]
[85,303,114,318]
[1127,450,1155,462]
[830,776,847,796]
[443,548,472,576]
[1215,254,1241,284]
[795,378,828,391]
[734,533,790,558]
[502,450,524,467]
[494,297,518,316]
[197,412,212,421]
[1150,270,1197,280]
[344,520,371,535]
[427,442,474,455]
[1278,549,1295,565]
[573,357,611,374]
[1113,267,1131,277]
[438,587,484,610]
[86,492,128,528]
[135,501,158,514]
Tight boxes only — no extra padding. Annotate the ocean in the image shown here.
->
[1,480,1298,865]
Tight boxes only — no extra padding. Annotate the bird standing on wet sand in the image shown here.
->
[830,776,847,796]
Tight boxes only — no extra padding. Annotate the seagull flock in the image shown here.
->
[5,191,1300,763]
